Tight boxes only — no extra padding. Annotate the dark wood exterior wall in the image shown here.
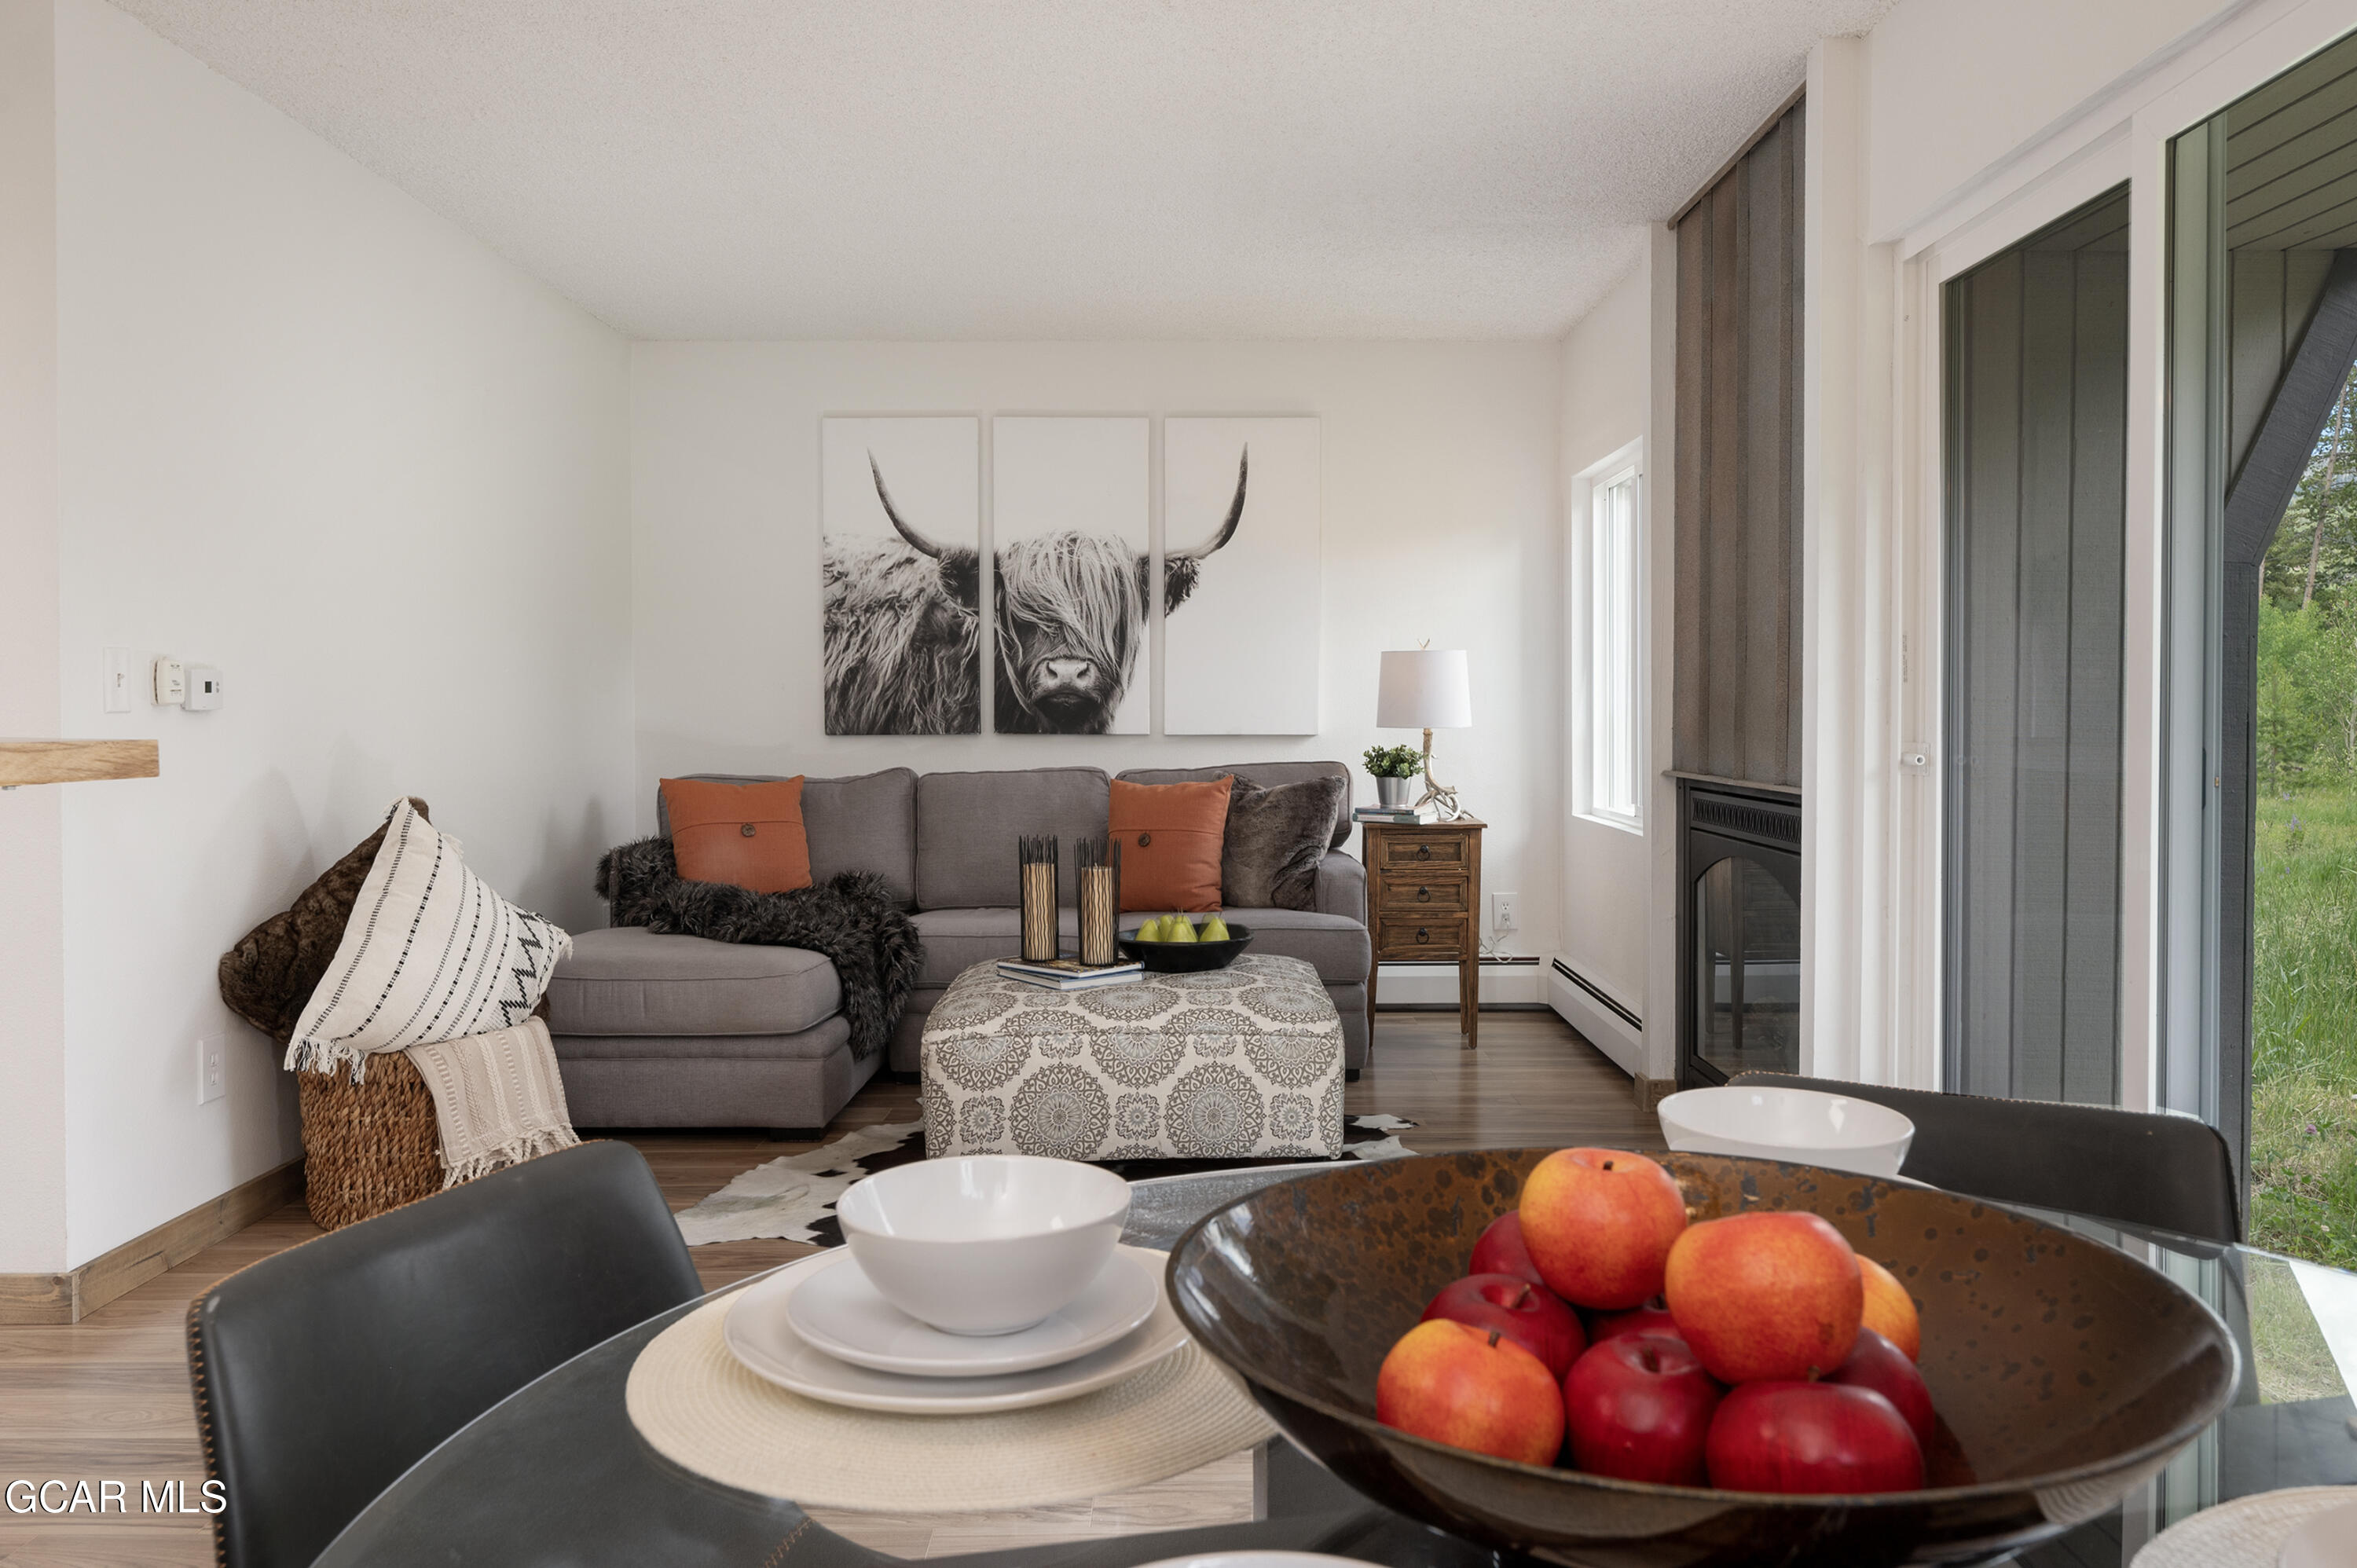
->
[1672,98,1805,788]
[1942,187,2129,1106]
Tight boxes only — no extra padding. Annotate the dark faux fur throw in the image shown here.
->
[595,837,921,1061]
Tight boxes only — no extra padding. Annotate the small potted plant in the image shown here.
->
[1364,743,1424,808]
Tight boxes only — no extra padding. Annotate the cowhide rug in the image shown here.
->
[673,1114,1420,1247]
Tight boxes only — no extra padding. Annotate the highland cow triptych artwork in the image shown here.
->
[819,414,1320,737]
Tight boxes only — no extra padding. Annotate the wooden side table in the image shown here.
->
[1362,817,1483,1050]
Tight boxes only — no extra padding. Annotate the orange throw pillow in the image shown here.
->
[661,777,812,895]
[1109,776,1232,912]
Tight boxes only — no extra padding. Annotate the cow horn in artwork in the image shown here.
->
[1168,446,1248,561]
[870,453,950,559]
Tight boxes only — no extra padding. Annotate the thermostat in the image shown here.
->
[185,665,223,711]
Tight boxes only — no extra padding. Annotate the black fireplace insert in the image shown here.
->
[1677,780,1802,1086]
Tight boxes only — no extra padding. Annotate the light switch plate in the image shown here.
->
[197,1036,226,1105]
[102,648,134,713]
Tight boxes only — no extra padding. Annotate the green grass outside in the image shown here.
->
[2252,782,2357,1267]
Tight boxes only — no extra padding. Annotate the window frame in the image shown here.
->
[1571,441,1648,834]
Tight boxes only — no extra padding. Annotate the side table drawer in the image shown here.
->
[1376,833,1469,871]
[1375,916,1468,961]
[1378,878,1468,912]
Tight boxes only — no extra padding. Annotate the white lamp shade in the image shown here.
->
[1376,649,1472,729]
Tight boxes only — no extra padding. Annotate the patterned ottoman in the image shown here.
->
[920,954,1345,1160]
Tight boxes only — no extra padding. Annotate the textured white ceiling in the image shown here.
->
[106,0,1894,339]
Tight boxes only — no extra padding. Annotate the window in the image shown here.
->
[1575,449,1644,830]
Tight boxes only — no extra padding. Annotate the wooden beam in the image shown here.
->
[0,738,158,786]
[0,1158,303,1324]
[2224,247,2357,566]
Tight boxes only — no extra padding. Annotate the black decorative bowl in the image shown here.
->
[1116,924,1253,973]
[1167,1149,2238,1568]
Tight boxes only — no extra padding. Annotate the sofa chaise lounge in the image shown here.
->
[544,761,1372,1133]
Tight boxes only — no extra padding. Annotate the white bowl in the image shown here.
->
[1655,1086,1915,1178]
[836,1156,1131,1336]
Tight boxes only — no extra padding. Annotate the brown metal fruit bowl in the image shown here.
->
[1166,1149,2238,1568]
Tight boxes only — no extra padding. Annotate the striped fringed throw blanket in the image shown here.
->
[404,1018,580,1187]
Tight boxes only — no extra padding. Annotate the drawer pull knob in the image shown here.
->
[1417,844,1432,859]
[1417,927,1430,942]
[1417,887,1431,902]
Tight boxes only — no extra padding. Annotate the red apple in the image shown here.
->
[1663,1211,1864,1383]
[1422,1273,1586,1379]
[1588,1301,1681,1346]
[1823,1327,1937,1448]
[1376,1318,1566,1465]
[1560,1333,1724,1486]
[1519,1148,1688,1310]
[1468,1211,1547,1288]
[1705,1381,1924,1494]
[1859,1255,1922,1362]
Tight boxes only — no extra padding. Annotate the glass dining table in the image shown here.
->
[316,1164,2357,1568]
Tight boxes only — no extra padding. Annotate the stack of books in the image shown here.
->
[1354,800,1441,826]
[995,955,1144,991]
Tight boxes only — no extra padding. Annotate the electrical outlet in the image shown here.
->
[102,648,134,713]
[1491,891,1519,932]
[197,1036,226,1105]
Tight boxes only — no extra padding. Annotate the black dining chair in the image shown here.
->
[1723,1072,2242,1245]
[186,1139,704,1568]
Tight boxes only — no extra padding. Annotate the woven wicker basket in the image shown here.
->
[296,1052,442,1231]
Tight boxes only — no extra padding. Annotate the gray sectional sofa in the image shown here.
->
[545,761,1372,1134]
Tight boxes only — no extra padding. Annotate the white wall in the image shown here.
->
[1861,0,2236,240]
[39,0,633,1271]
[1554,262,1652,1075]
[630,340,1563,960]
[0,0,70,1274]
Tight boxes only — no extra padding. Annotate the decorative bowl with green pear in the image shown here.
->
[1117,914,1255,973]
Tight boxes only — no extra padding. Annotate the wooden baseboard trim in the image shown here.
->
[0,1156,304,1324]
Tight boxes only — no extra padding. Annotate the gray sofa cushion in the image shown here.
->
[907,904,1366,990]
[548,927,841,1038]
[658,769,918,906]
[551,1015,852,1062]
[1223,775,1350,908]
[915,768,1110,909]
[1116,761,1354,848]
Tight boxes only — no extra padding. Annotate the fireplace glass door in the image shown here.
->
[1690,838,1802,1082]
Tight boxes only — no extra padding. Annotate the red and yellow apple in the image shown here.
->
[1824,1327,1937,1448]
[1704,1381,1924,1494]
[1468,1211,1548,1288]
[1422,1273,1586,1379]
[1376,1318,1566,1465]
[1519,1149,1688,1310]
[1560,1333,1724,1486]
[1663,1211,1864,1383]
[1858,1255,1922,1362]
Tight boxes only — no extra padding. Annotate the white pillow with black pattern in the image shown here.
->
[288,797,571,1075]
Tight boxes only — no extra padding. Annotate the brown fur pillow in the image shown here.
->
[1221,775,1347,910]
[218,798,429,1048]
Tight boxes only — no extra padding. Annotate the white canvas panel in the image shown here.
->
[992,416,1151,735]
[820,416,981,735]
[1164,417,1321,735]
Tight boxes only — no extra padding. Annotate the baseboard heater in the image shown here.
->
[1552,956,1641,1032]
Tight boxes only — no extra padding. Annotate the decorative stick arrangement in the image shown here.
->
[1075,837,1122,968]
[1017,835,1060,963]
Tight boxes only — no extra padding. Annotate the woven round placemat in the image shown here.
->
[2131,1486,2357,1568]
[625,1291,1277,1512]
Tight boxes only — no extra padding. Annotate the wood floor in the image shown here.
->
[0,1011,1657,1567]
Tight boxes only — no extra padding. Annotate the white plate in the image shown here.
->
[786,1244,1158,1376]
[724,1246,1187,1414]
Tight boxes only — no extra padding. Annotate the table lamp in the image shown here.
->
[1376,647,1472,819]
